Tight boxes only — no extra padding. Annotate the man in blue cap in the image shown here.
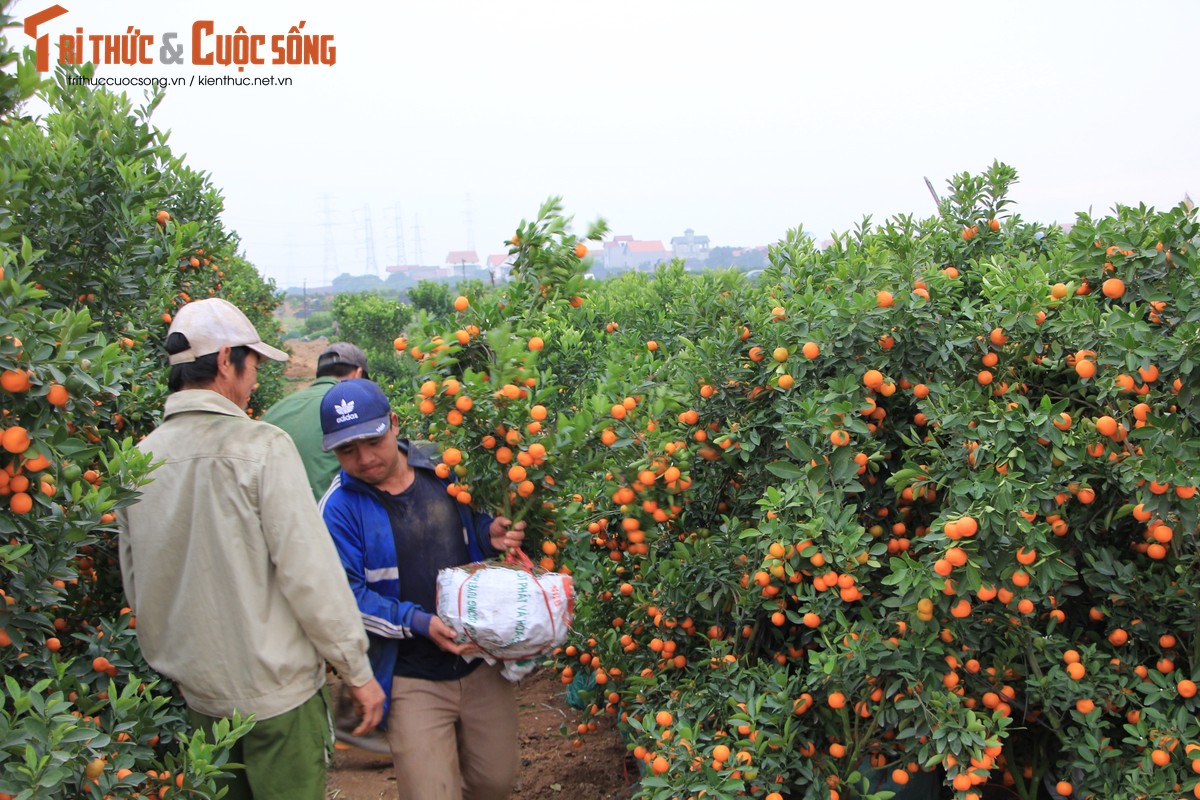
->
[317,378,525,800]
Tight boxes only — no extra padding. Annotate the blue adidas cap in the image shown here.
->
[320,378,393,451]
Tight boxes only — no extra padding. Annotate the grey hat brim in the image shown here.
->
[322,415,391,451]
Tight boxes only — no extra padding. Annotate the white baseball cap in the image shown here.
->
[167,298,289,365]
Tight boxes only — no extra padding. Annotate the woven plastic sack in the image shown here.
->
[436,549,574,681]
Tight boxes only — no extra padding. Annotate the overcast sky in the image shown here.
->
[11,0,1199,290]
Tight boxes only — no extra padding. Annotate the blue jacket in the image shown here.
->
[319,440,498,722]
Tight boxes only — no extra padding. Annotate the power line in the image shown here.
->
[320,194,338,285]
[360,204,379,277]
[464,192,475,252]
[412,214,424,267]
[387,202,408,267]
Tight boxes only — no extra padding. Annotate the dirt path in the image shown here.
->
[280,337,329,387]
[326,667,633,799]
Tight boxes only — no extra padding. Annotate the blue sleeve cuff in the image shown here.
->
[411,610,433,638]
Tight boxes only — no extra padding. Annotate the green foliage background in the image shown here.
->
[0,5,281,796]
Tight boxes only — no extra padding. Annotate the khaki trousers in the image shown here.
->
[386,662,518,800]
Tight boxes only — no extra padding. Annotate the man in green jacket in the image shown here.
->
[262,342,369,501]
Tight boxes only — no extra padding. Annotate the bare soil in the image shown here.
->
[280,336,328,387]
[325,667,634,800]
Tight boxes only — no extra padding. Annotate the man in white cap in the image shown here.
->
[118,298,385,800]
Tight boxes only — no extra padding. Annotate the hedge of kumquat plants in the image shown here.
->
[394,165,1198,800]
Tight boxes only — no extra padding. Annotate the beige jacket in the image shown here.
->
[118,389,373,720]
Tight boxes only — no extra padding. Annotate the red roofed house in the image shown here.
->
[446,250,480,267]
[603,236,671,272]
[445,250,486,281]
[487,253,515,282]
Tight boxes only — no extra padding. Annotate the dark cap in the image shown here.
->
[320,378,393,451]
[317,342,369,380]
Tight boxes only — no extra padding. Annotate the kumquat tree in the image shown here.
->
[396,197,610,555]
[0,7,284,797]
[528,167,1200,800]
[383,171,1199,800]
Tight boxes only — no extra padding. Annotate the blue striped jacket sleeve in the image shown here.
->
[320,479,422,640]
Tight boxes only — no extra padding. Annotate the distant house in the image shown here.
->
[444,250,488,281]
[670,228,710,268]
[385,264,452,281]
[446,250,481,268]
[487,253,515,282]
[603,236,671,272]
